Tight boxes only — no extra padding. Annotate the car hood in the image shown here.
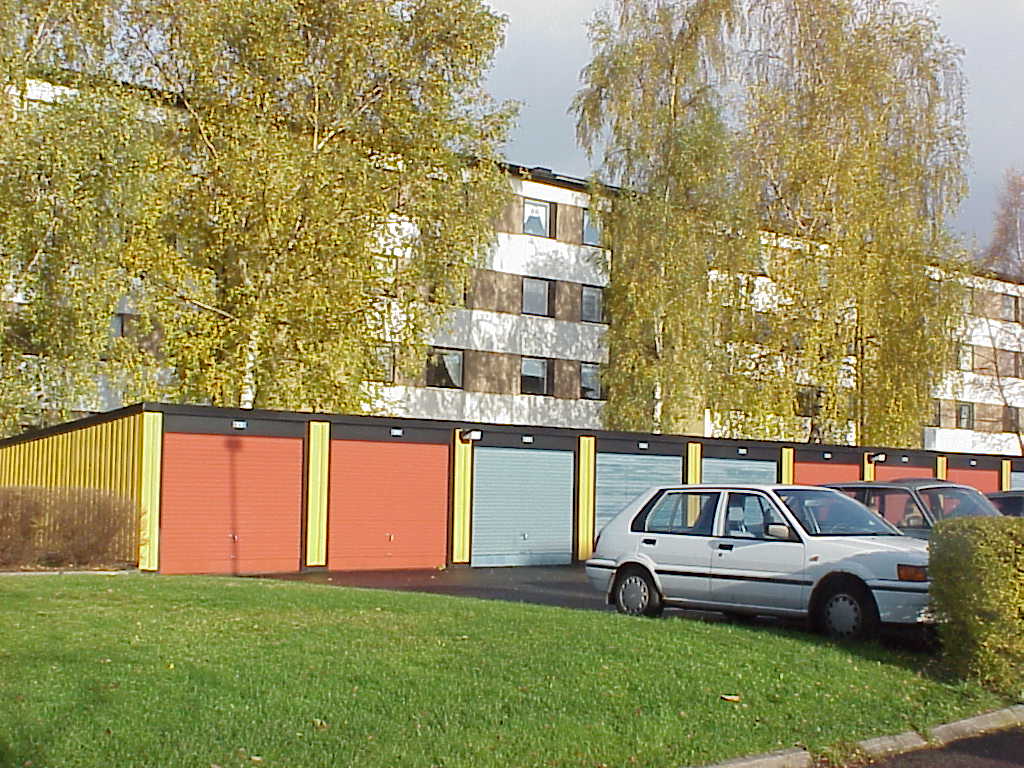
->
[808,535,928,561]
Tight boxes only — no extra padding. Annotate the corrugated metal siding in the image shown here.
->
[946,467,1000,493]
[595,453,682,531]
[159,433,302,575]
[793,461,862,485]
[472,447,574,567]
[327,440,449,570]
[701,457,778,484]
[0,413,144,563]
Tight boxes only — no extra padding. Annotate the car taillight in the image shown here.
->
[897,564,928,582]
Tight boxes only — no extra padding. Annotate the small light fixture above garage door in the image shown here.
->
[390,427,404,437]
[521,435,534,444]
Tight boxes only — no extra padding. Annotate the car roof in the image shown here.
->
[643,484,836,492]
[825,478,973,490]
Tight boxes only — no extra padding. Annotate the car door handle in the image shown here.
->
[717,543,734,551]
[642,538,657,546]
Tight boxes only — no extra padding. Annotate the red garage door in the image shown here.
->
[328,440,449,570]
[946,467,1000,493]
[794,461,861,485]
[160,433,303,575]
[876,464,933,481]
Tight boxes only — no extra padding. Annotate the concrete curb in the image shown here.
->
[696,705,1024,768]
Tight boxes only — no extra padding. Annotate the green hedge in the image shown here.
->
[930,516,1024,699]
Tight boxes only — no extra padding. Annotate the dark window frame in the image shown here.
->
[580,362,602,400]
[580,285,605,324]
[522,277,554,317]
[581,208,601,246]
[522,197,553,238]
[425,347,464,389]
[520,355,553,396]
[955,401,974,430]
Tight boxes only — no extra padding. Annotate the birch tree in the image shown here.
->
[0,0,512,430]
[577,0,968,446]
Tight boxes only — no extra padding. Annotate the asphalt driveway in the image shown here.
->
[269,564,609,611]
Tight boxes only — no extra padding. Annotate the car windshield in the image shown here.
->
[777,489,900,536]
[917,486,1001,521]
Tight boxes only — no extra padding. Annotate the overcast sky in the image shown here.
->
[483,0,1024,252]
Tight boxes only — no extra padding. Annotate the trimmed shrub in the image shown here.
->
[930,516,1024,699]
[0,487,138,568]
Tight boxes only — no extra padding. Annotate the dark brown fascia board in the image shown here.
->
[3,400,1021,467]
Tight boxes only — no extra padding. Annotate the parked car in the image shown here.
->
[985,490,1024,517]
[824,479,1002,539]
[585,484,930,640]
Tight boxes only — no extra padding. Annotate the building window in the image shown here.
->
[958,345,974,372]
[580,362,602,400]
[111,313,131,338]
[521,357,552,395]
[794,386,822,418]
[1004,405,1021,433]
[582,208,601,246]
[581,285,604,323]
[522,277,553,316]
[369,344,396,383]
[927,399,941,428]
[1001,293,1020,322]
[955,401,974,430]
[425,348,463,389]
[522,198,552,237]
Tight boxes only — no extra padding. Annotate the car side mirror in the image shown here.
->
[766,523,794,541]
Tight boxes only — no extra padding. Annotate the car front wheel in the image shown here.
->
[816,581,878,640]
[613,569,663,617]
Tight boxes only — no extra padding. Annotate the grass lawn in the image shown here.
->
[0,574,1008,768]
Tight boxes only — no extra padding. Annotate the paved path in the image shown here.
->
[866,726,1024,768]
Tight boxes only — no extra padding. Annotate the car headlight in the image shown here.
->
[897,564,928,582]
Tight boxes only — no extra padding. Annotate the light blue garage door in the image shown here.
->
[471,447,575,567]
[595,453,683,532]
[702,457,778,484]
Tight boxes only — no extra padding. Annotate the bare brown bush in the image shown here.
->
[0,487,138,568]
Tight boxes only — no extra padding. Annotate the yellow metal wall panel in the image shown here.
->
[1002,459,1011,490]
[0,411,148,564]
[305,421,330,567]
[576,436,596,560]
[780,447,794,484]
[687,443,702,484]
[451,430,474,564]
[862,453,875,481]
[936,456,948,481]
[137,412,163,571]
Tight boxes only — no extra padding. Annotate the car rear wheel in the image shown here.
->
[613,569,663,617]
[816,581,878,641]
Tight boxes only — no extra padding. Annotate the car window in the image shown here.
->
[990,495,1023,516]
[918,487,1001,521]
[833,487,867,504]
[866,489,927,529]
[778,488,899,535]
[723,492,788,539]
[642,491,720,536]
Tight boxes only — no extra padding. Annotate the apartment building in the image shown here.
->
[369,164,1024,457]
[372,165,609,429]
[928,273,1024,456]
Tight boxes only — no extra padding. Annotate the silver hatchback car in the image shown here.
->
[585,484,931,639]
